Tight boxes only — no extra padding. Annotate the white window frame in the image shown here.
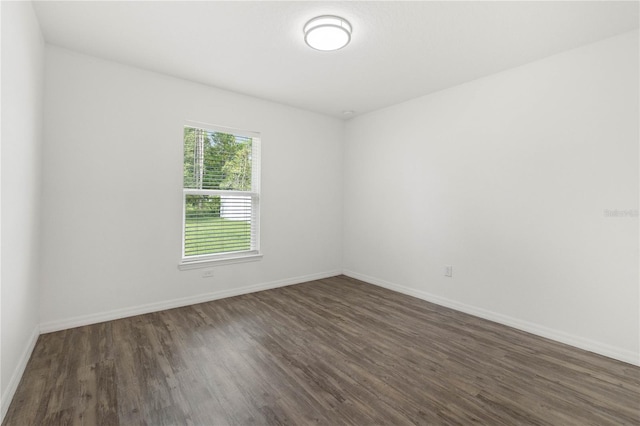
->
[178,121,262,270]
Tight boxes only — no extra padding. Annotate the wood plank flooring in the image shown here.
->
[4,275,639,425]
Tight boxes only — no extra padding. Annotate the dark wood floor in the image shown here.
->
[4,275,639,425]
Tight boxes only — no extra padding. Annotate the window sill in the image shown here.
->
[178,253,263,270]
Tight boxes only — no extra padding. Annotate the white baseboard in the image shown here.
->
[40,270,342,334]
[1,325,40,423]
[343,270,640,367]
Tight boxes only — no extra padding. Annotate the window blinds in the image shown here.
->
[182,125,260,260]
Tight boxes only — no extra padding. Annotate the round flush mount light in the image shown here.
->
[304,15,352,51]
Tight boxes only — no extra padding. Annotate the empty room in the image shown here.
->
[2,1,639,425]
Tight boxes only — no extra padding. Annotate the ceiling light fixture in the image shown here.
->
[304,15,352,51]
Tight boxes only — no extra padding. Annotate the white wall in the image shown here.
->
[40,46,343,329]
[344,30,639,365]
[1,0,44,417]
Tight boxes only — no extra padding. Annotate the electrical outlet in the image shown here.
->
[444,265,453,277]
[202,270,214,278]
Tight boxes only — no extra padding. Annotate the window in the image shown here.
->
[180,123,261,267]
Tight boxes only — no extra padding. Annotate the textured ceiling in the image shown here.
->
[33,1,639,119]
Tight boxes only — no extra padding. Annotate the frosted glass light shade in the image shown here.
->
[304,16,352,51]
